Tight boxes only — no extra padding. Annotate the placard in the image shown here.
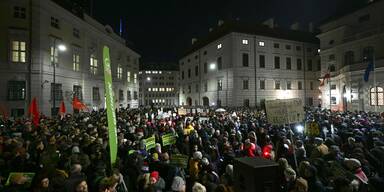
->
[265,98,304,125]
[145,135,156,150]
[162,133,176,146]
[170,154,189,168]
[5,172,35,187]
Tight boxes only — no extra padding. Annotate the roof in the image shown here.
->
[181,21,319,58]
[140,62,179,71]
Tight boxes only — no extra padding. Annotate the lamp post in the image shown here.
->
[51,38,66,115]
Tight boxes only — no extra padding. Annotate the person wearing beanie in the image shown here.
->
[189,151,202,181]
[149,171,165,192]
[192,182,206,192]
[171,176,186,192]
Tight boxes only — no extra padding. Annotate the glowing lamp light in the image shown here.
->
[209,63,216,70]
[57,44,67,51]
[295,125,304,133]
[146,77,151,81]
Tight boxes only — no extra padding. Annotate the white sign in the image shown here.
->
[265,98,304,125]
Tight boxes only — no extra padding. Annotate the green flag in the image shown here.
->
[103,46,117,166]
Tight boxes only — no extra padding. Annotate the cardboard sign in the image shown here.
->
[178,108,187,116]
[162,133,176,146]
[265,98,304,125]
[170,154,189,168]
[5,172,35,187]
[145,135,156,150]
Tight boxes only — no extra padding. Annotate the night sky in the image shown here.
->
[92,0,368,64]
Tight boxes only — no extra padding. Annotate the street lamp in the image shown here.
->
[51,38,66,116]
[209,63,216,70]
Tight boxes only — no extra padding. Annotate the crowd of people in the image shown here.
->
[0,106,384,192]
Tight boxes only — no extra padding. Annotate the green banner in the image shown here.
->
[170,154,189,168]
[6,172,35,187]
[103,46,117,166]
[145,135,156,150]
[162,133,176,146]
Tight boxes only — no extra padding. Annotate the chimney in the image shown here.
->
[290,22,300,30]
[192,38,197,45]
[262,18,275,28]
[308,22,314,33]
[218,20,224,26]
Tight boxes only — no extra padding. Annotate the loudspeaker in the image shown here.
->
[234,157,279,192]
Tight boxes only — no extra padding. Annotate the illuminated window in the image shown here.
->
[259,41,265,46]
[370,87,384,106]
[7,81,26,101]
[127,71,131,82]
[242,39,248,45]
[72,51,80,71]
[134,73,137,84]
[217,43,222,49]
[117,65,123,79]
[11,41,26,63]
[275,80,280,90]
[90,54,98,75]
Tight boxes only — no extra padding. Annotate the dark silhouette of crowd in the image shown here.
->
[0,107,384,192]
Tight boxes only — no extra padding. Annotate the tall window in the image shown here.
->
[259,55,265,68]
[119,90,124,101]
[51,83,63,101]
[72,49,80,71]
[127,90,131,100]
[242,53,249,67]
[286,57,291,70]
[73,28,80,38]
[274,56,280,69]
[363,47,374,61]
[275,80,281,90]
[90,54,98,75]
[134,73,137,84]
[370,87,384,106]
[127,71,131,82]
[188,85,191,93]
[307,60,312,71]
[204,62,207,74]
[260,80,265,90]
[218,80,223,91]
[287,81,292,90]
[217,57,222,70]
[310,81,314,90]
[243,99,250,107]
[50,17,60,29]
[195,84,199,93]
[344,51,354,66]
[13,6,26,19]
[204,82,208,92]
[73,85,82,100]
[188,69,191,78]
[181,71,184,80]
[92,87,100,101]
[243,80,249,90]
[195,65,198,76]
[298,81,303,90]
[11,41,26,63]
[134,91,138,100]
[7,81,26,100]
[50,45,59,65]
[117,65,123,79]
[297,59,302,70]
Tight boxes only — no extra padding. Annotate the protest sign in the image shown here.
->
[170,154,189,168]
[178,108,187,115]
[145,135,156,150]
[162,133,176,146]
[265,98,304,125]
[305,122,320,136]
[5,172,35,187]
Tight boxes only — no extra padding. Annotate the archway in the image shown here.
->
[186,97,192,106]
[202,97,209,106]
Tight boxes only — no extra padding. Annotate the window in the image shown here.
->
[187,59,190,63]
[243,80,249,90]
[243,99,250,107]
[296,46,301,51]
[344,51,354,66]
[195,55,198,60]
[286,45,291,50]
[90,54,98,75]
[218,80,223,91]
[51,83,63,101]
[331,84,336,90]
[72,50,80,72]
[242,39,248,44]
[259,55,265,68]
[7,81,26,100]
[286,57,291,70]
[13,6,26,19]
[134,73,137,84]
[11,41,26,63]
[188,69,191,78]
[204,82,208,92]
[204,62,207,74]
[117,65,123,79]
[370,87,384,106]
[127,71,131,82]
[73,85,82,100]
[203,51,207,55]
[50,17,60,29]
[328,54,335,61]
[310,81,314,90]
[274,56,280,69]
[329,40,334,45]
[195,65,198,76]
[181,71,184,80]
[134,91,138,100]
[274,43,280,48]
[217,57,222,70]
[188,85,191,93]
[119,90,124,101]
[92,87,100,101]
[362,47,374,61]
[330,65,336,72]
[298,81,303,90]
[260,80,265,90]
[307,60,312,71]
[287,81,291,90]
[242,53,249,67]
[359,14,370,23]
[217,44,222,49]
[11,109,24,118]
[259,41,265,47]
[195,84,199,92]
[331,97,337,105]
[275,80,281,90]
[297,59,302,70]
[73,28,80,38]
[317,60,321,71]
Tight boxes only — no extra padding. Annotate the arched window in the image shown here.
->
[370,87,384,106]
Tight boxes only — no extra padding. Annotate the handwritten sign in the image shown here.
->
[162,133,176,146]
[178,108,187,116]
[265,98,304,125]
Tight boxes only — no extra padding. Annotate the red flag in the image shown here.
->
[28,97,40,126]
[58,101,66,119]
[72,96,87,111]
[319,73,331,86]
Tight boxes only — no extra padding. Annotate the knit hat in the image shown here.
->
[72,146,80,153]
[192,182,206,192]
[150,171,159,182]
[171,176,185,191]
[201,157,209,166]
[193,151,202,160]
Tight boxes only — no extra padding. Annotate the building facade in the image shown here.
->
[179,21,320,108]
[317,0,384,112]
[139,67,179,107]
[0,0,140,117]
